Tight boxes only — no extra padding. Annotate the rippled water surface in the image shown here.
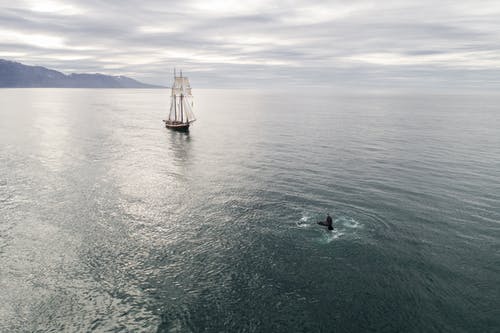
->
[1,89,499,332]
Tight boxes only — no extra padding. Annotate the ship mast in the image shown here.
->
[174,68,178,122]
[180,69,184,123]
[165,67,195,128]
[180,93,184,123]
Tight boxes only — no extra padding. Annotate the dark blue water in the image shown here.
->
[1,89,499,332]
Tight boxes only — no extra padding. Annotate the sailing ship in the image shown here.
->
[163,69,196,131]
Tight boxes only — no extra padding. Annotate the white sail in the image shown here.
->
[172,77,192,95]
[182,95,196,122]
[168,94,176,121]
[168,72,194,124]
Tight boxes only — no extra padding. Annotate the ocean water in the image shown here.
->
[0,88,499,332]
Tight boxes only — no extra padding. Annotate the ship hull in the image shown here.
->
[164,120,190,132]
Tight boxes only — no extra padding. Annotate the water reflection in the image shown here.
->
[33,99,72,173]
[167,130,192,169]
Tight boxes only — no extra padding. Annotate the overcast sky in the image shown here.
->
[1,0,500,89]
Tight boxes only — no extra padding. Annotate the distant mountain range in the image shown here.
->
[0,59,163,88]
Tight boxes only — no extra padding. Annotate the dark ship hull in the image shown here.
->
[164,120,190,132]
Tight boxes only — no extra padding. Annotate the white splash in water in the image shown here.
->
[296,213,312,227]
[321,229,344,243]
[337,216,362,229]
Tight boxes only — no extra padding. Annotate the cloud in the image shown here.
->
[0,0,500,89]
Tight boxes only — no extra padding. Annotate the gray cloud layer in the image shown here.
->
[1,0,500,89]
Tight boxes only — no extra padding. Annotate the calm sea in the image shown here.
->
[0,89,499,332]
